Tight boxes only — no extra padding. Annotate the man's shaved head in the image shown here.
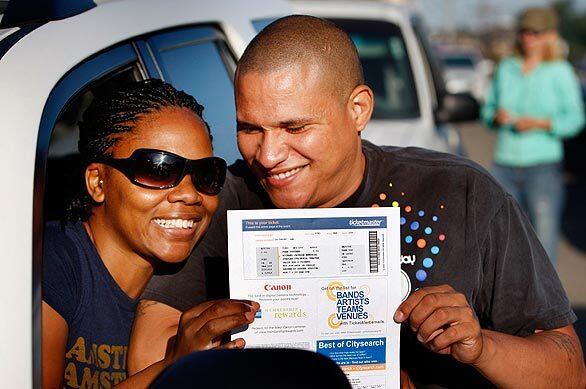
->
[236,15,364,99]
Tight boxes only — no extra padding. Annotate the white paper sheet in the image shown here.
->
[228,207,401,389]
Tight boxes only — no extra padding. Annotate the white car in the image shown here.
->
[440,49,493,103]
[0,0,290,385]
[291,0,479,154]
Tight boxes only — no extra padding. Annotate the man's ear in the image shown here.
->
[348,84,374,134]
[85,163,105,204]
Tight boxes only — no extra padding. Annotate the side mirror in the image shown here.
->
[437,92,480,123]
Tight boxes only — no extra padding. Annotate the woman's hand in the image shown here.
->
[494,109,513,126]
[515,117,551,132]
[165,299,259,366]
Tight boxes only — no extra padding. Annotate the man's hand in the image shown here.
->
[394,285,484,365]
[166,299,260,366]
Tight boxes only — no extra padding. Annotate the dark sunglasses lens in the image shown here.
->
[193,158,227,195]
[133,152,183,188]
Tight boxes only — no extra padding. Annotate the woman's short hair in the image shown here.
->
[66,79,210,221]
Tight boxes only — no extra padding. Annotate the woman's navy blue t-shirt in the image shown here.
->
[43,221,138,388]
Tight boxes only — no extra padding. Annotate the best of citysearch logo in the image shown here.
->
[348,218,383,227]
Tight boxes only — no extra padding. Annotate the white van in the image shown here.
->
[291,0,479,154]
[0,0,290,385]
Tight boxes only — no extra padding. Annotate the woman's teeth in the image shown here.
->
[154,219,194,229]
[269,167,302,180]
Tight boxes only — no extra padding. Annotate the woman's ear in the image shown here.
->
[85,163,105,204]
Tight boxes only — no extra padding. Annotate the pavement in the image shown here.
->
[457,121,586,350]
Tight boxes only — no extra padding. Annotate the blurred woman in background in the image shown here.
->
[482,7,585,265]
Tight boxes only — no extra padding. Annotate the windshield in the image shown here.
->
[330,19,420,120]
[442,56,475,68]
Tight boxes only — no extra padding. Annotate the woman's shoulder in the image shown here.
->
[43,221,87,264]
[497,57,520,69]
[42,221,87,322]
[543,59,575,73]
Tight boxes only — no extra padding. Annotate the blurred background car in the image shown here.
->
[291,0,480,156]
[438,47,493,103]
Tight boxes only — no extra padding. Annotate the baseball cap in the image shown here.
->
[518,7,559,32]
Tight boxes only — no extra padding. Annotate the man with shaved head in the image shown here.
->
[131,16,584,387]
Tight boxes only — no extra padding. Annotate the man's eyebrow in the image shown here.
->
[277,118,314,127]
[236,121,259,129]
[236,118,315,129]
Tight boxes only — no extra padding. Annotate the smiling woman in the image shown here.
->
[41,80,258,388]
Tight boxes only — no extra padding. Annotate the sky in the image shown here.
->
[415,0,583,31]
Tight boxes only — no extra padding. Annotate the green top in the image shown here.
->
[482,57,585,167]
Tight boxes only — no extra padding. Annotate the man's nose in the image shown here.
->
[256,130,288,169]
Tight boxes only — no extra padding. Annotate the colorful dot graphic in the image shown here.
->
[379,193,387,201]
[440,205,445,209]
[405,235,413,244]
[418,210,425,217]
[401,192,405,196]
[392,201,399,207]
[416,270,427,281]
[431,246,440,255]
[423,257,434,268]
[400,217,406,225]
[424,227,432,235]
[417,239,427,248]
[389,182,393,187]
[432,216,438,222]
[439,234,446,241]
[405,205,412,213]
[410,221,419,231]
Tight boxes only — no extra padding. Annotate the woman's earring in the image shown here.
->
[99,179,104,187]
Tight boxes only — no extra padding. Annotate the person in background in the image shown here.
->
[482,7,585,265]
[42,80,258,388]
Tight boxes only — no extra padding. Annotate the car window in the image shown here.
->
[443,56,475,68]
[329,18,419,120]
[252,17,278,32]
[41,45,144,222]
[410,15,446,110]
[145,27,240,164]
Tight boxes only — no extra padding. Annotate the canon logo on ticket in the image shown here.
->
[264,284,292,291]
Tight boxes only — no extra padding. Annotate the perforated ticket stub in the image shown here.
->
[228,207,401,389]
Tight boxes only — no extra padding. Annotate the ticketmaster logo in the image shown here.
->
[348,219,383,227]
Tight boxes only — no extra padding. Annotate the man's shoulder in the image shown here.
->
[363,141,508,206]
[367,141,499,181]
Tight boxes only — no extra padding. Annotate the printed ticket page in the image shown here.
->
[228,207,401,389]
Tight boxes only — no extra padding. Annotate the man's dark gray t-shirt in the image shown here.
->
[144,141,576,387]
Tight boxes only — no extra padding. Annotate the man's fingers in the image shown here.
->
[394,285,455,322]
[428,322,478,352]
[416,306,474,342]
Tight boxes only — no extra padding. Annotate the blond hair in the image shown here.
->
[515,33,564,61]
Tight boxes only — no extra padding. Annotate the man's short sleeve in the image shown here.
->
[478,195,576,336]
[42,224,81,323]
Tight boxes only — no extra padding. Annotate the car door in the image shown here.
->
[136,26,240,164]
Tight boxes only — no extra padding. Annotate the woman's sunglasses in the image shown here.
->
[98,148,227,195]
